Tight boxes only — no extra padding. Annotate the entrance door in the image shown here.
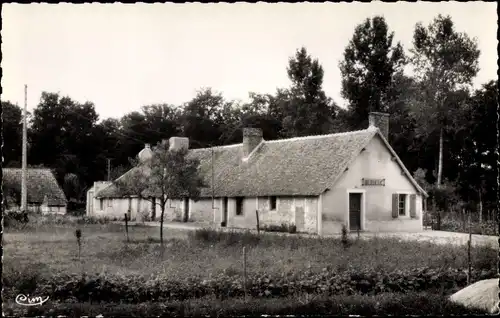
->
[151,198,156,221]
[222,197,228,227]
[127,197,132,219]
[349,193,362,231]
[183,198,189,222]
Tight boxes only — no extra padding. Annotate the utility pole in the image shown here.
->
[21,85,28,213]
[107,158,112,181]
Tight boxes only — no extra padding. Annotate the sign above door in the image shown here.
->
[361,178,385,186]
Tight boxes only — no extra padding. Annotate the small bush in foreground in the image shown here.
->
[341,224,350,249]
[189,228,261,246]
[4,211,29,229]
[261,223,297,234]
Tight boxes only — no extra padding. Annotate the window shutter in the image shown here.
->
[392,194,398,218]
[410,194,417,218]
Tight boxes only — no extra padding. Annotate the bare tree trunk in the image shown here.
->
[462,208,466,232]
[437,128,444,187]
[434,128,443,232]
[478,190,483,224]
[160,199,165,250]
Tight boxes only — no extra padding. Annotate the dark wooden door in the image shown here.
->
[127,197,132,219]
[183,198,189,222]
[349,193,361,231]
[152,198,156,221]
[222,197,228,226]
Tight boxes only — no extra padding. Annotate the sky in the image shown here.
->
[2,2,497,120]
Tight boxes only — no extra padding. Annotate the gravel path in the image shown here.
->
[118,221,498,247]
[353,230,498,247]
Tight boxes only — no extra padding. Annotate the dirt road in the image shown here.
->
[118,221,498,247]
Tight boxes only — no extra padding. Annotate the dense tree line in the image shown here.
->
[2,14,496,220]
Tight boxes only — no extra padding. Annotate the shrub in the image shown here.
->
[429,212,498,236]
[4,211,29,229]
[3,266,497,304]
[341,224,349,249]
[261,223,297,234]
[138,210,151,222]
[76,216,113,225]
[189,228,261,247]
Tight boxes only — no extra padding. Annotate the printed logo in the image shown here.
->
[15,294,49,306]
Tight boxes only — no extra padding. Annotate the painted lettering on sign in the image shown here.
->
[361,178,385,186]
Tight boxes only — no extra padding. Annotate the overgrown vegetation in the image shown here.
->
[4,225,496,315]
[439,216,497,236]
[4,213,120,230]
[3,293,486,317]
[260,223,297,234]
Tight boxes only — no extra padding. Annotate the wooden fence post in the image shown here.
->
[124,213,129,243]
[243,246,247,302]
[462,209,466,233]
[255,210,260,235]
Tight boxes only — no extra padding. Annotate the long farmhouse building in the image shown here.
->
[87,112,428,234]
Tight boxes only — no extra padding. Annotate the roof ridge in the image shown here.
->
[187,128,377,151]
[265,127,377,144]
[191,143,242,151]
[3,167,53,171]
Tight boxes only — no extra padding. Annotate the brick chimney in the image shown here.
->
[242,128,263,158]
[368,112,390,141]
[169,137,189,151]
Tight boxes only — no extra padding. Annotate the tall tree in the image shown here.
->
[277,47,335,137]
[2,101,23,166]
[339,16,406,129]
[452,81,497,220]
[180,88,226,148]
[228,92,282,143]
[410,14,480,188]
[29,92,100,189]
[91,118,123,174]
[118,111,151,163]
[141,104,182,145]
[117,142,204,249]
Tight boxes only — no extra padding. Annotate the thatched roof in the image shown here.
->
[3,168,67,206]
[96,127,428,199]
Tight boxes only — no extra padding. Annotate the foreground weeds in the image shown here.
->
[3,226,497,315]
[3,293,487,317]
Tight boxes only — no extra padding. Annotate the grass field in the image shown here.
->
[3,219,497,315]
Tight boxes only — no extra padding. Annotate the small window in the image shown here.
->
[269,196,277,210]
[107,198,112,207]
[235,197,244,216]
[100,199,103,210]
[398,194,407,216]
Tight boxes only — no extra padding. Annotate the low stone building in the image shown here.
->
[93,112,428,234]
[3,168,67,214]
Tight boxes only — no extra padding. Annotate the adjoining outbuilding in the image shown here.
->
[3,168,67,214]
[90,112,428,234]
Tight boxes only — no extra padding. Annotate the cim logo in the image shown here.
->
[15,294,49,306]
